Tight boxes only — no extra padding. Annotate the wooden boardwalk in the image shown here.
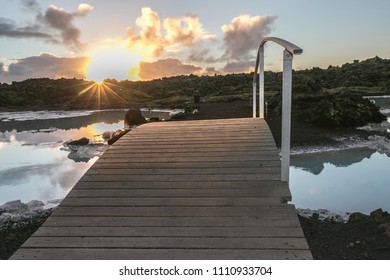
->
[11,118,312,260]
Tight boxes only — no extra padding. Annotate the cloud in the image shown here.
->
[221,14,276,61]
[0,17,57,42]
[126,7,163,56]
[187,48,219,63]
[75,4,94,16]
[0,53,87,83]
[42,4,93,51]
[222,60,256,73]
[126,7,207,57]
[163,14,204,46]
[21,0,41,13]
[138,58,202,80]
[0,2,93,52]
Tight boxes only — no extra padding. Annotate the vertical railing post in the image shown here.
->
[281,50,293,182]
[252,82,256,118]
[259,46,265,119]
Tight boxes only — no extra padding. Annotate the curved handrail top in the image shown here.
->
[260,37,303,55]
[253,37,302,83]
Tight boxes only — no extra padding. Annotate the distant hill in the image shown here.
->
[0,57,389,127]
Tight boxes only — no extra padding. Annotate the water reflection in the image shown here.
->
[290,149,390,213]
[291,147,376,175]
[0,110,127,133]
[0,110,125,204]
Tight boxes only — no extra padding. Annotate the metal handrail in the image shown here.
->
[252,37,302,182]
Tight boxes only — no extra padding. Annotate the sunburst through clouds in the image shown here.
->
[86,43,143,83]
[76,43,144,109]
[77,80,135,110]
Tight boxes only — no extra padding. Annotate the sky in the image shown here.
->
[1,0,390,83]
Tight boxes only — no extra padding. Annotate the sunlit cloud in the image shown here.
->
[126,7,209,58]
[1,5,279,83]
[0,53,87,83]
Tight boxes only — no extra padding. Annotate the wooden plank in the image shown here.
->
[96,156,280,163]
[124,135,275,141]
[67,187,292,198]
[107,146,278,152]
[51,206,296,217]
[22,236,310,250]
[91,161,281,169]
[85,167,280,175]
[60,197,286,207]
[41,216,301,227]
[112,142,277,148]
[116,139,275,145]
[10,248,313,260]
[102,151,278,158]
[73,180,288,189]
[79,174,281,182]
[33,226,305,238]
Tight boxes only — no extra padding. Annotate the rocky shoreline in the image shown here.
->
[0,200,56,259]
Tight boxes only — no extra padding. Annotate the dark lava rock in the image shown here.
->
[348,212,369,223]
[68,137,89,145]
[125,107,146,127]
[269,92,386,128]
[370,208,390,224]
[299,214,390,260]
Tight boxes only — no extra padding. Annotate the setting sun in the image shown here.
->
[86,44,142,83]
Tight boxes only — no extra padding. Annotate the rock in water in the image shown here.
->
[124,107,146,127]
[68,137,89,146]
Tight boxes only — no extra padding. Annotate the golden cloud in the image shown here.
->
[126,7,207,57]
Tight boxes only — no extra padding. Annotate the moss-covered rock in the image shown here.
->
[268,92,386,128]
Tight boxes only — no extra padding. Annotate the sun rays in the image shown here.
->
[77,81,132,110]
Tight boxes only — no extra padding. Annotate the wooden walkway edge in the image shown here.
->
[11,118,312,260]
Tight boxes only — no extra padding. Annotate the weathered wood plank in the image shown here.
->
[79,174,281,182]
[51,206,296,217]
[96,156,281,163]
[41,216,301,227]
[60,197,285,207]
[22,236,310,250]
[33,226,305,238]
[10,248,313,260]
[107,146,278,153]
[85,167,280,175]
[73,180,287,189]
[67,187,291,198]
[115,139,276,145]
[102,151,278,158]
[91,161,281,169]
